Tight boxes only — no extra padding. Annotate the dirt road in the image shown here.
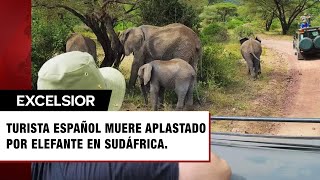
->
[262,38,320,136]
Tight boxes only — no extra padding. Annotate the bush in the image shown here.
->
[201,23,229,45]
[288,22,300,35]
[227,18,244,29]
[270,19,281,31]
[234,24,255,39]
[32,9,79,89]
[198,44,239,88]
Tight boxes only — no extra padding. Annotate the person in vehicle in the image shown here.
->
[31,51,232,180]
[300,19,310,29]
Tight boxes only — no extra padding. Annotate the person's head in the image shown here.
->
[37,51,126,111]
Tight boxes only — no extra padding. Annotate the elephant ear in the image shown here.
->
[240,37,249,45]
[119,29,131,44]
[136,27,146,50]
[255,36,262,43]
[141,64,152,86]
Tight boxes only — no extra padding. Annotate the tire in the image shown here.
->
[299,37,313,51]
[314,36,320,49]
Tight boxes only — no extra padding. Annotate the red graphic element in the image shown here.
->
[0,0,31,90]
[0,0,31,179]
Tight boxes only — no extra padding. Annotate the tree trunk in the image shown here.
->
[265,19,272,31]
[265,11,275,31]
[282,25,289,35]
[278,17,289,35]
[104,16,123,69]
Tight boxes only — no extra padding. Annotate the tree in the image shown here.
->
[179,0,208,10]
[209,0,224,4]
[214,3,238,22]
[244,0,320,35]
[263,9,276,31]
[139,0,200,29]
[32,0,140,68]
[240,1,276,31]
[200,3,237,26]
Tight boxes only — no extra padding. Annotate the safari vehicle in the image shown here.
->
[293,26,320,60]
[211,116,320,180]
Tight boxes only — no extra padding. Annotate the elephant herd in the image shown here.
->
[65,23,263,111]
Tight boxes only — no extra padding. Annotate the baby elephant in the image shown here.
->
[138,58,196,111]
[240,37,262,80]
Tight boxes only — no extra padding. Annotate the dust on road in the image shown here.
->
[263,38,320,136]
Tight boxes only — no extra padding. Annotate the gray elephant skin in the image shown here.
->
[138,58,196,111]
[66,33,97,61]
[119,23,202,88]
[240,37,262,79]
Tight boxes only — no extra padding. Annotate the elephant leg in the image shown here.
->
[158,87,165,110]
[184,82,194,111]
[246,59,256,79]
[150,84,160,111]
[245,61,251,75]
[175,83,189,111]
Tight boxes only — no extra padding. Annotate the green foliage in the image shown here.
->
[201,23,229,44]
[32,9,79,89]
[270,19,281,30]
[199,45,239,88]
[199,5,219,27]
[179,0,207,11]
[234,24,255,39]
[208,0,224,4]
[288,22,300,35]
[214,3,238,22]
[200,3,238,28]
[139,0,200,29]
[227,18,244,29]
[115,21,137,32]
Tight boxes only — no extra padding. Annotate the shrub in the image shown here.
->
[234,24,255,39]
[227,18,244,29]
[32,9,79,89]
[201,23,229,45]
[270,19,281,31]
[288,22,300,35]
[198,44,239,88]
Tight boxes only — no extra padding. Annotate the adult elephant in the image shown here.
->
[66,33,97,61]
[119,23,202,88]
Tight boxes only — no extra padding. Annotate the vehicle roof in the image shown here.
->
[297,26,320,32]
[211,133,320,180]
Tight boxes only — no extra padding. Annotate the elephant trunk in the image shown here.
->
[113,44,125,69]
[129,70,138,88]
[129,56,144,88]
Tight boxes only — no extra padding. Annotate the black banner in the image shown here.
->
[0,90,112,111]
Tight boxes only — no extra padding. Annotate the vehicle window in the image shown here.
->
[303,31,320,39]
[312,31,319,37]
